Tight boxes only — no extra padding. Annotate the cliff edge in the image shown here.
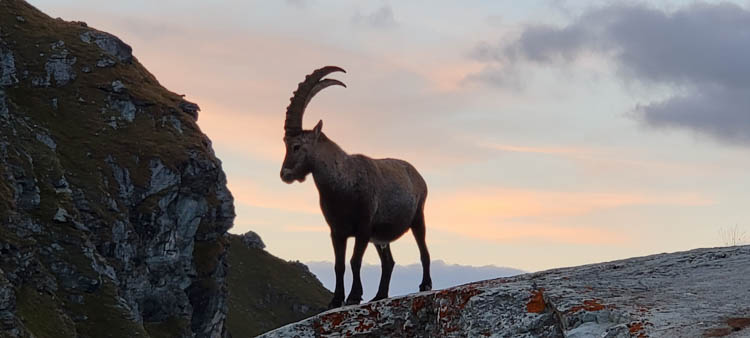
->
[260,245,750,337]
[1,1,234,336]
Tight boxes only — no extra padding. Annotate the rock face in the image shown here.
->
[0,1,234,337]
[260,245,750,337]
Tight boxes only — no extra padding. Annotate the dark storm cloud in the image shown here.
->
[472,2,750,145]
[638,86,750,145]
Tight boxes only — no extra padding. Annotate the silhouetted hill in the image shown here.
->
[226,232,330,336]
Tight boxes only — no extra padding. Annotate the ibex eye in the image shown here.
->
[293,144,301,152]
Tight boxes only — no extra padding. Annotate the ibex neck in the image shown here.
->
[311,136,349,190]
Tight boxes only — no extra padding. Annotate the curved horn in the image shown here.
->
[285,66,346,136]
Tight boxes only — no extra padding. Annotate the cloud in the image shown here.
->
[637,85,750,145]
[352,5,398,29]
[471,2,750,145]
[285,0,307,8]
[426,187,712,245]
[305,260,524,300]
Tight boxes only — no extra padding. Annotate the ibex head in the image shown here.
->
[280,66,346,184]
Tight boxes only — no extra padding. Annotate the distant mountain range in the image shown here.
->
[306,260,524,301]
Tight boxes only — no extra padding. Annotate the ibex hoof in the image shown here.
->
[345,298,361,305]
[370,294,387,302]
[419,284,432,292]
[328,298,344,309]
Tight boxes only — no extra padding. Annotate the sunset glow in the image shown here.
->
[30,0,750,271]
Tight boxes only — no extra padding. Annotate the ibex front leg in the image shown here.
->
[345,235,369,305]
[328,235,347,309]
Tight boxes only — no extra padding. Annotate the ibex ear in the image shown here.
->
[313,120,323,141]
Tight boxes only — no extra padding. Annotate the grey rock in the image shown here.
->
[80,31,133,63]
[54,177,72,194]
[96,58,115,68]
[50,40,65,50]
[112,80,125,93]
[106,155,133,201]
[9,165,41,210]
[0,90,8,119]
[241,231,265,249]
[161,115,183,134]
[35,132,57,150]
[179,100,200,120]
[81,66,91,73]
[0,44,18,86]
[15,16,25,23]
[68,294,84,304]
[13,218,42,237]
[0,274,14,311]
[110,99,136,122]
[53,207,70,222]
[0,272,20,335]
[31,76,47,87]
[148,159,180,196]
[260,245,750,338]
[45,52,77,87]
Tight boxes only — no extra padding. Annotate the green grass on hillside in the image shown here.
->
[226,235,332,336]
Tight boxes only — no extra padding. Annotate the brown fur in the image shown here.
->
[280,68,432,308]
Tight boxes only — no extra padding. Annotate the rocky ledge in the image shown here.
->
[260,245,750,337]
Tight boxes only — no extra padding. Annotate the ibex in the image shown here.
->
[280,66,432,308]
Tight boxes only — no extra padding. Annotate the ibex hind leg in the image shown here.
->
[411,209,432,292]
[371,243,395,302]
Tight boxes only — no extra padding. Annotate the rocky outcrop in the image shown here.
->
[240,231,265,250]
[0,1,234,337]
[260,245,750,337]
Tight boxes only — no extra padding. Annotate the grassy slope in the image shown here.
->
[226,235,332,336]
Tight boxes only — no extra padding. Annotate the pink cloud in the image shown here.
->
[425,187,713,245]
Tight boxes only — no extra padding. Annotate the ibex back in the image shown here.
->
[280,66,432,308]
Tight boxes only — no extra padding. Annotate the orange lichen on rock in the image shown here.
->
[435,286,482,314]
[434,286,483,334]
[728,317,750,330]
[354,320,374,332]
[704,327,733,337]
[628,322,646,336]
[411,297,427,313]
[526,288,546,313]
[569,299,606,313]
[321,312,347,328]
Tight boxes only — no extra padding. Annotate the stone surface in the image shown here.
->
[80,30,133,63]
[0,43,18,86]
[241,230,266,250]
[260,245,750,337]
[44,41,77,87]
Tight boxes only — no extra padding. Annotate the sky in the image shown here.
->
[29,0,750,273]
